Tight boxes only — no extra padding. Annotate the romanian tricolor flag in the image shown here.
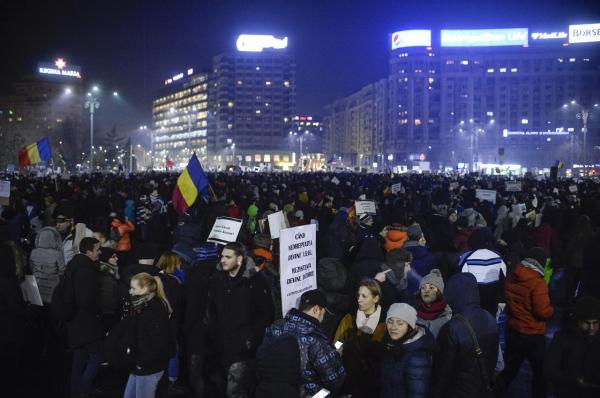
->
[172,153,209,214]
[18,137,51,167]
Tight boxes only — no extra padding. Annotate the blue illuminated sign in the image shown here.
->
[441,28,528,47]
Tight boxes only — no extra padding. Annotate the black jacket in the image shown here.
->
[206,263,274,366]
[256,334,302,398]
[545,322,600,398]
[67,254,104,349]
[131,296,174,375]
[183,259,216,355]
[430,273,499,398]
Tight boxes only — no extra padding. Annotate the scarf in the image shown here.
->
[355,306,382,335]
[131,292,155,314]
[417,299,448,320]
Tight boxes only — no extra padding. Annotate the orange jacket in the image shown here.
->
[505,263,553,335]
[111,219,135,252]
[384,229,408,252]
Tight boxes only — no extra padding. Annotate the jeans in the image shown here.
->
[168,343,179,382]
[123,371,164,398]
[71,349,102,398]
[498,330,546,398]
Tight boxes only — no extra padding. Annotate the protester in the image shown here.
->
[258,289,346,397]
[98,247,120,329]
[380,303,434,398]
[66,237,104,398]
[30,226,65,304]
[545,296,600,397]
[375,248,412,313]
[415,269,452,338]
[403,223,436,302]
[334,279,386,397]
[430,272,499,398]
[206,242,274,397]
[123,272,174,398]
[498,247,554,398]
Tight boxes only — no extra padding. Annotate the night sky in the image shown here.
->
[2,0,599,133]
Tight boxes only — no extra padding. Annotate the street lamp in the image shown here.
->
[84,93,100,171]
[564,101,598,171]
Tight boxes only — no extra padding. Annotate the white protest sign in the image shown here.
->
[331,176,340,185]
[355,200,377,215]
[391,183,402,194]
[207,217,243,245]
[267,211,287,239]
[476,189,497,204]
[20,275,43,306]
[569,185,578,193]
[0,180,10,206]
[279,224,317,317]
[505,181,522,192]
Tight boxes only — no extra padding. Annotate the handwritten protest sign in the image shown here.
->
[207,217,243,245]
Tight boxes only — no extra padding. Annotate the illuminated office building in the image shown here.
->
[325,23,600,169]
[207,35,296,168]
[151,69,209,166]
[0,58,84,167]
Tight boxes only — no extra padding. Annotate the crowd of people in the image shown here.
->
[1,170,600,398]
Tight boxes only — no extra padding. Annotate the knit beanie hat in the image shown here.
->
[386,303,417,329]
[574,296,600,322]
[407,223,423,241]
[194,243,218,262]
[525,247,548,269]
[420,269,444,294]
[99,247,116,263]
[254,234,272,250]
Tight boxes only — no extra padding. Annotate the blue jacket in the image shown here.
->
[430,273,499,398]
[124,200,136,223]
[404,242,436,302]
[380,327,434,398]
[262,308,345,396]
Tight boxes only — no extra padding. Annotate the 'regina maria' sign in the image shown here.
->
[38,58,81,79]
[236,34,288,52]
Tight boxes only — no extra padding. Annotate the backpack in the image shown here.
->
[50,269,76,322]
[110,226,122,242]
[104,316,138,372]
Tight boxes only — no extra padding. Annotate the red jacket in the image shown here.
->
[505,262,553,335]
[111,219,135,252]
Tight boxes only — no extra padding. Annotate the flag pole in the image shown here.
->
[50,158,59,192]
[196,154,218,202]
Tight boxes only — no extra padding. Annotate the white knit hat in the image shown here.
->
[386,303,417,329]
[420,269,445,294]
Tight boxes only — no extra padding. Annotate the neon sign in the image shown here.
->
[236,35,288,52]
[38,58,81,79]
[531,31,568,40]
[441,28,528,47]
[391,30,431,49]
[569,23,600,43]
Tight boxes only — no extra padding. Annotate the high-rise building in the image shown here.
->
[0,58,84,168]
[325,23,600,170]
[323,79,387,168]
[208,35,296,169]
[151,69,209,166]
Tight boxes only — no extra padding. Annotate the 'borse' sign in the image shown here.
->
[207,217,243,245]
[279,224,317,317]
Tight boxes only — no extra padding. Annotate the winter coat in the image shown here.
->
[416,303,452,338]
[380,327,435,398]
[30,227,65,304]
[545,322,600,398]
[317,257,352,339]
[183,260,216,355]
[129,296,174,375]
[531,223,560,263]
[66,254,104,349]
[384,228,408,252]
[453,227,473,254]
[256,334,302,398]
[206,263,274,367]
[99,263,120,319]
[334,311,386,397]
[430,273,499,398]
[261,308,346,397]
[404,241,436,300]
[111,219,135,252]
[0,242,27,347]
[505,261,553,335]
[459,248,507,315]
[349,238,385,291]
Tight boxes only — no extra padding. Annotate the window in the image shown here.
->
[254,154,261,162]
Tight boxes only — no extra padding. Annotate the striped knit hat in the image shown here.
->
[194,243,218,262]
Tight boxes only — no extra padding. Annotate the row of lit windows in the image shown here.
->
[211,153,292,163]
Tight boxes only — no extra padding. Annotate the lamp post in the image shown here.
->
[564,102,598,173]
[84,92,100,171]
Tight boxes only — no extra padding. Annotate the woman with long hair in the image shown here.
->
[334,279,386,397]
[123,272,174,398]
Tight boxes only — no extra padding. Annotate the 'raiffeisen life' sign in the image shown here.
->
[38,58,81,79]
